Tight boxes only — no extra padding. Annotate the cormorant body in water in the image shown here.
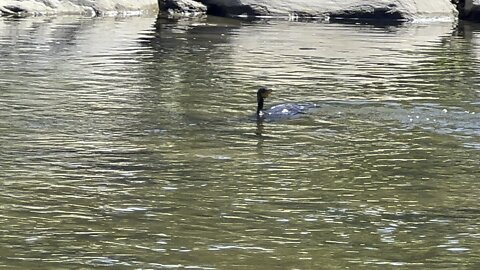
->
[256,87,313,119]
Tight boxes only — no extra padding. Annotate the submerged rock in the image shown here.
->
[0,0,158,16]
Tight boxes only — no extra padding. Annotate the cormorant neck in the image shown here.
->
[257,97,264,115]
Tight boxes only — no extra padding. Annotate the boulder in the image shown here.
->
[0,0,158,16]
[196,0,457,21]
[159,0,207,17]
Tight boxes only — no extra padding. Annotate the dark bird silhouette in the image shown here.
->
[256,87,313,119]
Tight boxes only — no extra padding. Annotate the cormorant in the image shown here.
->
[256,87,312,118]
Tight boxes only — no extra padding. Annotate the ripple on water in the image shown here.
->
[1,16,480,269]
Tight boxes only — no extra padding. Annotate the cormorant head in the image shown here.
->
[256,87,272,116]
[257,87,272,101]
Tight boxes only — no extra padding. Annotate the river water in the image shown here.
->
[0,15,479,269]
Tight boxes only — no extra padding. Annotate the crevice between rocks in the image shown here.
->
[329,6,404,21]
[455,0,480,21]
[203,3,262,17]
[0,5,28,17]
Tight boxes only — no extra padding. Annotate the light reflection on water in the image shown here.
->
[0,15,479,269]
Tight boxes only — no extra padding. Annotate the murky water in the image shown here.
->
[1,15,479,269]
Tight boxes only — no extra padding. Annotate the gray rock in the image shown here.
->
[159,0,207,17]
[197,0,458,21]
[0,0,158,16]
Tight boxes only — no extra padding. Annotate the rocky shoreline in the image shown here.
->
[0,0,478,22]
[0,0,158,17]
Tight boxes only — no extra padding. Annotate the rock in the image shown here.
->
[159,0,207,17]
[0,0,459,20]
[196,0,458,21]
[0,0,158,16]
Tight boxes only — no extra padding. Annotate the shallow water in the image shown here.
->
[0,15,479,269]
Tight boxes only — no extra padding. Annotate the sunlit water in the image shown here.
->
[0,15,479,269]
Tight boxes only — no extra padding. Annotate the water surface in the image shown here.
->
[0,15,479,269]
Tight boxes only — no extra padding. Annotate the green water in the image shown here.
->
[0,15,479,269]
